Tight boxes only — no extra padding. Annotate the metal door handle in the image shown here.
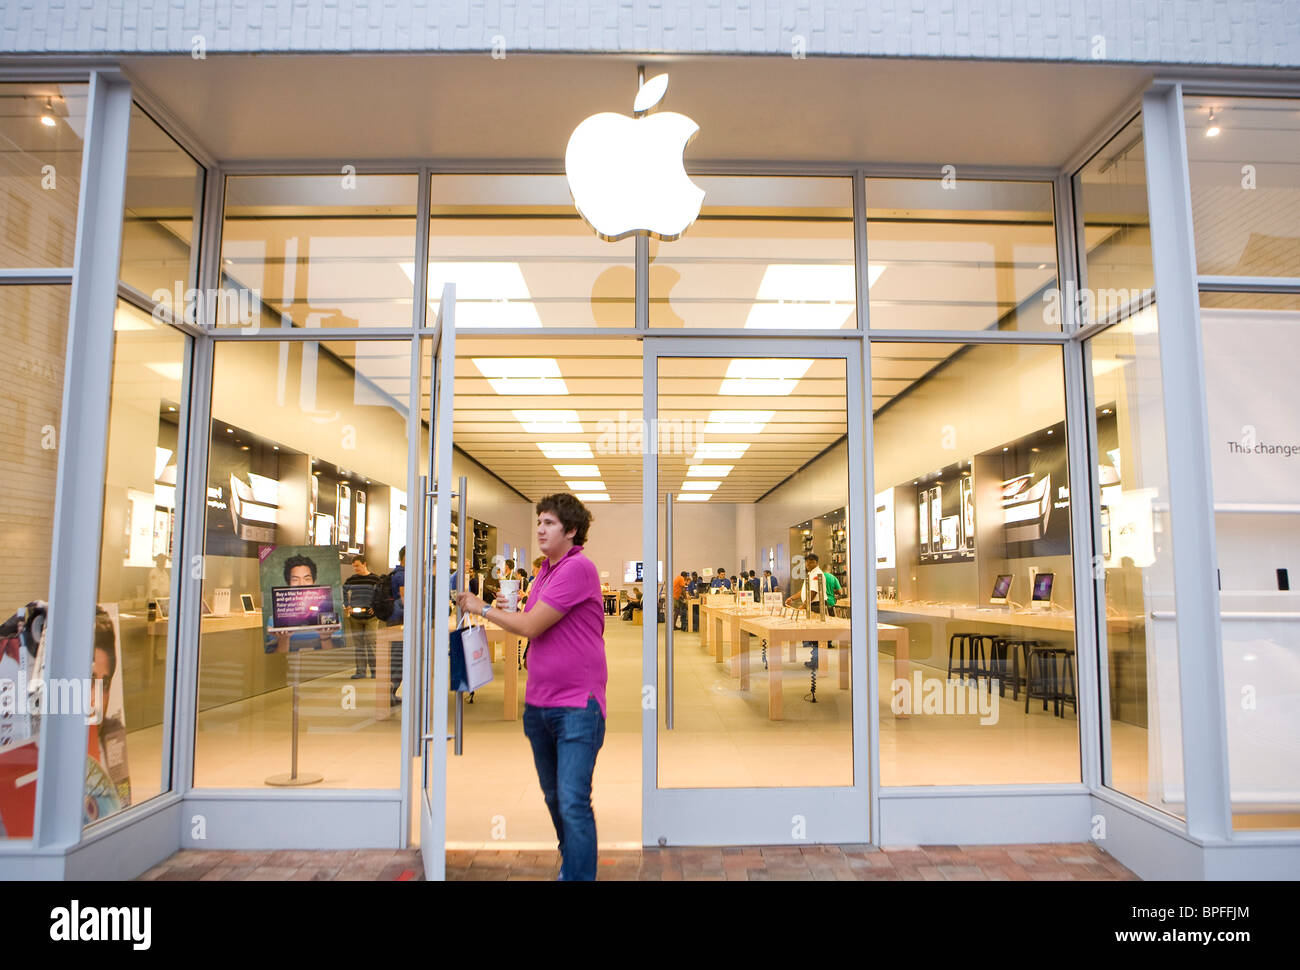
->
[664,492,674,730]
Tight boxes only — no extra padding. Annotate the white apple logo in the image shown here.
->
[565,73,705,242]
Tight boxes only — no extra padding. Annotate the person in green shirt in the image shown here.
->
[785,553,840,670]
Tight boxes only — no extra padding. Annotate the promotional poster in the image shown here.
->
[258,544,344,653]
[85,604,131,825]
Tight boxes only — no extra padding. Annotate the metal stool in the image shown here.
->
[1024,644,1077,716]
[991,637,1034,700]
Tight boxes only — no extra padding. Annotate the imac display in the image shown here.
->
[1032,572,1055,609]
[990,574,1013,604]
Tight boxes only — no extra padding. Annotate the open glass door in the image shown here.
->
[417,286,456,880]
[642,338,870,845]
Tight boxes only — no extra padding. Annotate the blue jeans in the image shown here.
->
[523,696,606,881]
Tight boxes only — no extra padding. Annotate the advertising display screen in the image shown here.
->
[268,585,340,631]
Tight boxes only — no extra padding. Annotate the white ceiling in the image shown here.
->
[122,53,1150,168]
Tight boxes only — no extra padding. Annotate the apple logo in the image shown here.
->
[565,73,706,242]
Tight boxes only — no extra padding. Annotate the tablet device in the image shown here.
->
[1032,572,1055,609]
[240,593,256,613]
[990,574,1013,605]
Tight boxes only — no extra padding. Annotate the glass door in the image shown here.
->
[642,339,869,845]
[417,290,457,880]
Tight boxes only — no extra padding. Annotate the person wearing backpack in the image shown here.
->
[344,554,384,678]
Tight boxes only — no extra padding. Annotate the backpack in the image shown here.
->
[371,573,396,623]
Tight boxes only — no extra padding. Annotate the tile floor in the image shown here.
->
[139,842,1138,881]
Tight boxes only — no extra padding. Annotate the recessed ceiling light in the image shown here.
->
[1102,408,1112,415]
[691,443,749,461]
[473,357,567,395]
[704,410,773,434]
[1205,108,1220,137]
[566,480,606,491]
[677,493,711,501]
[1047,429,1053,435]
[554,464,600,477]
[514,410,583,433]
[39,99,56,127]
[538,442,594,459]
[574,492,610,502]
[1002,447,1009,452]
[743,264,884,329]
[413,262,543,328]
[681,481,721,491]
[720,359,814,396]
[687,465,733,477]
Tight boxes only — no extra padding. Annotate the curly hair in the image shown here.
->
[535,493,592,546]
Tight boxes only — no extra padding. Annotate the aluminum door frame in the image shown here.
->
[641,337,871,846]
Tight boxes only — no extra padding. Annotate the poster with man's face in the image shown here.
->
[257,545,344,651]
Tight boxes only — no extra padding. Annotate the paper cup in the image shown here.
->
[499,579,520,611]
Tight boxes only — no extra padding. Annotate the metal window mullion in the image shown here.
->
[641,343,658,821]
[196,166,225,328]
[1141,83,1232,842]
[635,234,649,331]
[1053,172,1079,335]
[1062,337,1103,792]
[853,170,870,333]
[0,268,74,284]
[37,71,134,850]
[1196,276,1300,294]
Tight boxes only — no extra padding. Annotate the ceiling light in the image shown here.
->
[1205,109,1220,138]
[574,492,610,502]
[168,406,177,412]
[1046,429,1054,435]
[720,358,814,395]
[743,264,884,329]
[682,481,721,491]
[1102,408,1112,415]
[538,442,594,459]
[687,465,733,477]
[692,443,749,461]
[554,464,600,477]
[473,357,568,395]
[704,410,773,434]
[677,493,711,502]
[1037,263,1047,270]
[40,99,56,127]
[513,410,583,434]
[412,262,543,328]
[566,480,606,491]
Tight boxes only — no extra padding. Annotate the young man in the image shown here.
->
[673,570,690,631]
[709,568,732,591]
[344,554,383,678]
[785,553,841,670]
[760,569,778,595]
[455,493,607,881]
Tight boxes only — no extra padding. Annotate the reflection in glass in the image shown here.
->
[1076,115,1155,304]
[866,178,1058,332]
[219,175,418,329]
[1184,96,1300,278]
[428,175,634,329]
[1088,310,1184,819]
[0,285,69,840]
[649,176,856,330]
[658,355,853,787]
[0,83,87,268]
[194,340,411,789]
[120,105,202,313]
[84,301,187,827]
[873,343,1078,785]
[1199,292,1300,830]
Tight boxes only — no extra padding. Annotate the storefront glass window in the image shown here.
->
[872,342,1079,785]
[865,178,1060,332]
[0,285,69,839]
[84,301,188,827]
[648,176,855,330]
[1199,291,1300,831]
[218,174,418,329]
[120,105,202,314]
[427,174,634,329]
[193,339,411,789]
[1077,117,1185,819]
[1184,96,1300,279]
[0,83,87,269]
[1076,115,1155,305]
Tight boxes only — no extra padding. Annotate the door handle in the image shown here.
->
[664,492,674,730]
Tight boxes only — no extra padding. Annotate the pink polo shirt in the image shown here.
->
[524,545,608,717]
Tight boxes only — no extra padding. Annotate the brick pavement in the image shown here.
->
[139,842,1137,881]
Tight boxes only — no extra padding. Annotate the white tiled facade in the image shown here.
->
[1,1,1297,67]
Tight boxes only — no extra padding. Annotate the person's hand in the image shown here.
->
[456,590,487,616]
[274,631,291,654]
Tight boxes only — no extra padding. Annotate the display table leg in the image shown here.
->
[714,616,725,664]
[739,629,751,690]
[839,639,850,690]
[503,637,518,721]
[727,615,742,678]
[769,638,784,721]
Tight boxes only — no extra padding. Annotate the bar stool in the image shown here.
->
[1024,644,1077,717]
[947,633,992,683]
[990,637,1033,700]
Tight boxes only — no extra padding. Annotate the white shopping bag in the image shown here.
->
[458,622,494,691]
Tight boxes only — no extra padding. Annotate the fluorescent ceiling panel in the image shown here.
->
[691,443,749,461]
[413,261,543,328]
[473,357,568,394]
[574,492,610,502]
[554,464,601,477]
[538,442,594,459]
[719,358,814,395]
[704,410,774,434]
[687,465,733,476]
[681,481,721,491]
[513,410,584,434]
[566,480,606,491]
[677,493,711,501]
[743,264,884,329]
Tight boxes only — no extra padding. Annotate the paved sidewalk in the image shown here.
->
[139,843,1136,881]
